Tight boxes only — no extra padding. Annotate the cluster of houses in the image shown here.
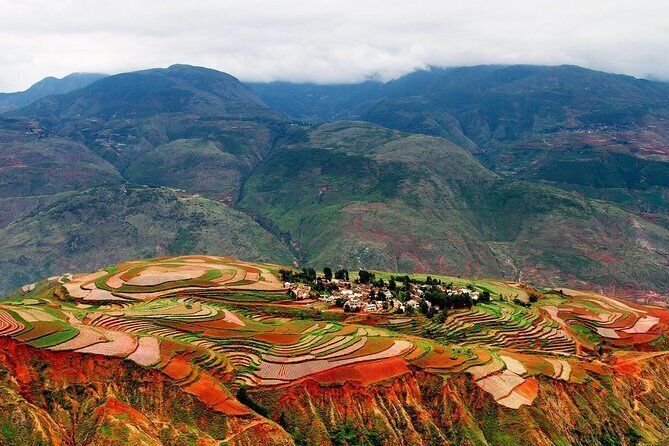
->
[285,276,481,314]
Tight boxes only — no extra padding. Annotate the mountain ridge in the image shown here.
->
[0,63,667,299]
[250,64,669,228]
[0,72,107,113]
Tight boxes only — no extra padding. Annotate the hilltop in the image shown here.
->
[11,64,285,200]
[1,255,668,445]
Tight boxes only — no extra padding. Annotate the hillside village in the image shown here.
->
[280,267,499,318]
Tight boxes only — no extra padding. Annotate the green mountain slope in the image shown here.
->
[1,64,667,296]
[0,66,299,295]
[239,121,669,293]
[13,64,286,202]
[0,117,121,198]
[0,185,294,293]
[251,65,669,219]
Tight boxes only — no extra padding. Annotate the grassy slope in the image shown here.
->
[252,65,669,219]
[239,121,669,292]
[0,119,122,198]
[0,185,294,293]
[11,65,286,202]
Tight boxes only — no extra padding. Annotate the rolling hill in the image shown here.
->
[13,64,286,202]
[251,65,669,219]
[239,121,669,294]
[0,255,667,445]
[0,185,294,293]
[0,116,122,198]
[0,65,298,293]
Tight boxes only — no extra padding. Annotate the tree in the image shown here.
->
[419,299,429,315]
[529,293,539,303]
[358,269,375,284]
[301,268,317,282]
[388,278,397,291]
[479,291,491,303]
[323,267,333,281]
[334,269,349,281]
[279,269,297,282]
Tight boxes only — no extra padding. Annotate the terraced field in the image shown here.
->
[2,255,668,415]
[541,288,669,351]
[383,302,577,355]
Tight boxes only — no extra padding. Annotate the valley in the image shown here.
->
[0,64,667,302]
[3,3,668,445]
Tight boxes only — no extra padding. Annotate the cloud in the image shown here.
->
[1,0,668,91]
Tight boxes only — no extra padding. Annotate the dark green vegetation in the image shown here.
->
[0,63,668,296]
[0,185,293,293]
[239,121,669,292]
[251,65,669,220]
[0,72,107,113]
[13,64,283,201]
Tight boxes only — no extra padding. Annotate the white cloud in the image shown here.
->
[0,0,668,91]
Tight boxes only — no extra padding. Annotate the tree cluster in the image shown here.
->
[356,269,375,284]
[279,268,317,284]
[423,288,474,310]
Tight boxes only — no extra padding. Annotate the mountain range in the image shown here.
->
[0,63,668,299]
[0,72,107,113]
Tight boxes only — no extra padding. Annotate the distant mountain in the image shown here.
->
[251,65,669,219]
[19,64,273,121]
[239,121,669,293]
[252,65,669,136]
[1,64,667,296]
[12,64,286,202]
[0,65,295,292]
[0,72,107,113]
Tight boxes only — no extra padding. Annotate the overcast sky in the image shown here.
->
[1,0,668,91]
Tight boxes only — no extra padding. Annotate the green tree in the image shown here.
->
[358,270,375,284]
[335,269,349,281]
